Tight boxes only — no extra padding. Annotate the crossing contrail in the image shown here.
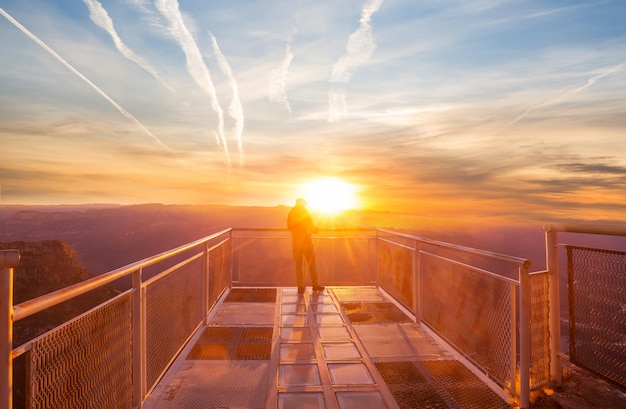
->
[507,62,624,127]
[155,0,231,166]
[83,0,174,92]
[210,33,245,166]
[0,7,185,166]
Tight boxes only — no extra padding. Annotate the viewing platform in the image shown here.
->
[144,286,512,409]
[2,224,625,408]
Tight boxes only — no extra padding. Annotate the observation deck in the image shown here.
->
[2,225,625,409]
[143,286,511,409]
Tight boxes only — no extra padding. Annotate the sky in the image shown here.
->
[1,0,625,224]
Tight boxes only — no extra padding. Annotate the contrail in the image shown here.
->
[268,41,294,113]
[328,0,384,122]
[210,33,245,166]
[330,0,384,83]
[155,0,231,166]
[268,1,301,113]
[507,62,624,127]
[83,0,174,92]
[328,88,347,122]
[0,7,185,166]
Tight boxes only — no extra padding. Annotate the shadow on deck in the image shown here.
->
[144,287,514,409]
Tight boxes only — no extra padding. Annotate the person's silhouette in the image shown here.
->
[287,198,324,293]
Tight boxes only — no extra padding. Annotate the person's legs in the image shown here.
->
[293,247,305,292]
[303,241,323,290]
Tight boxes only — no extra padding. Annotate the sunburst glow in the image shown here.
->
[300,177,360,215]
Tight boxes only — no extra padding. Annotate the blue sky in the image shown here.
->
[0,0,625,224]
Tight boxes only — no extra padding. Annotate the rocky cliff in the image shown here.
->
[0,240,120,346]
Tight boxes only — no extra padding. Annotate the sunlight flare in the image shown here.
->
[300,177,360,215]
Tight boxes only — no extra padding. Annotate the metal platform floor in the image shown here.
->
[144,287,515,409]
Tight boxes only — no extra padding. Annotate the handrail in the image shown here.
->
[12,228,231,322]
[377,228,530,268]
[544,222,626,236]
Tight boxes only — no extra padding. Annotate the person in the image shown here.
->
[287,198,324,293]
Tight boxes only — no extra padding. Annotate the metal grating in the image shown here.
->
[567,245,626,388]
[187,326,273,360]
[29,294,133,409]
[422,360,512,409]
[375,361,450,409]
[342,302,412,324]
[225,287,278,302]
[376,361,512,409]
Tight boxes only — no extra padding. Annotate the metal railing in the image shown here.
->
[375,228,544,408]
[2,229,232,409]
[544,223,626,389]
[7,225,617,408]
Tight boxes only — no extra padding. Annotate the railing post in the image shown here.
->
[413,240,421,322]
[510,282,518,399]
[203,242,209,325]
[545,225,561,384]
[1,250,20,409]
[519,263,531,409]
[132,267,146,409]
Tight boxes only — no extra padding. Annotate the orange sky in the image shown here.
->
[1,2,625,225]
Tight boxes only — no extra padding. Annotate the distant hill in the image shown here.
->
[0,204,294,276]
[0,203,555,277]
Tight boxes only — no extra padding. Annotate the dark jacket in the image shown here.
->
[287,204,315,246]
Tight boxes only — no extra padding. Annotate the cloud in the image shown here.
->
[507,62,625,127]
[210,33,245,166]
[0,7,184,166]
[268,42,294,113]
[154,0,230,165]
[83,0,174,92]
[328,0,384,121]
[330,0,383,84]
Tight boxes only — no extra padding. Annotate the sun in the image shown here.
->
[300,177,360,215]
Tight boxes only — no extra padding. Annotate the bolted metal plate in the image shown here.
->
[354,324,450,359]
[333,287,386,303]
[187,326,273,360]
[225,288,277,302]
[150,361,269,409]
[209,302,276,325]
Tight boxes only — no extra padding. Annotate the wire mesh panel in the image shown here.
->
[209,239,232,309]
[567,245,626,388]
[529,271,550,389]
[146,257,204,391]
[28,293,133,409]
[376,239,415,313]
[421,253,515,389]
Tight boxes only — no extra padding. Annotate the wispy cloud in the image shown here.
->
[0,7,184,166]
[268,1,303,114]
[154,0,230,165]
[83,0,174,92]
[269,41,294,113]
[328,0,384,122]
[210,33,245,166]
[507,62,625,127]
